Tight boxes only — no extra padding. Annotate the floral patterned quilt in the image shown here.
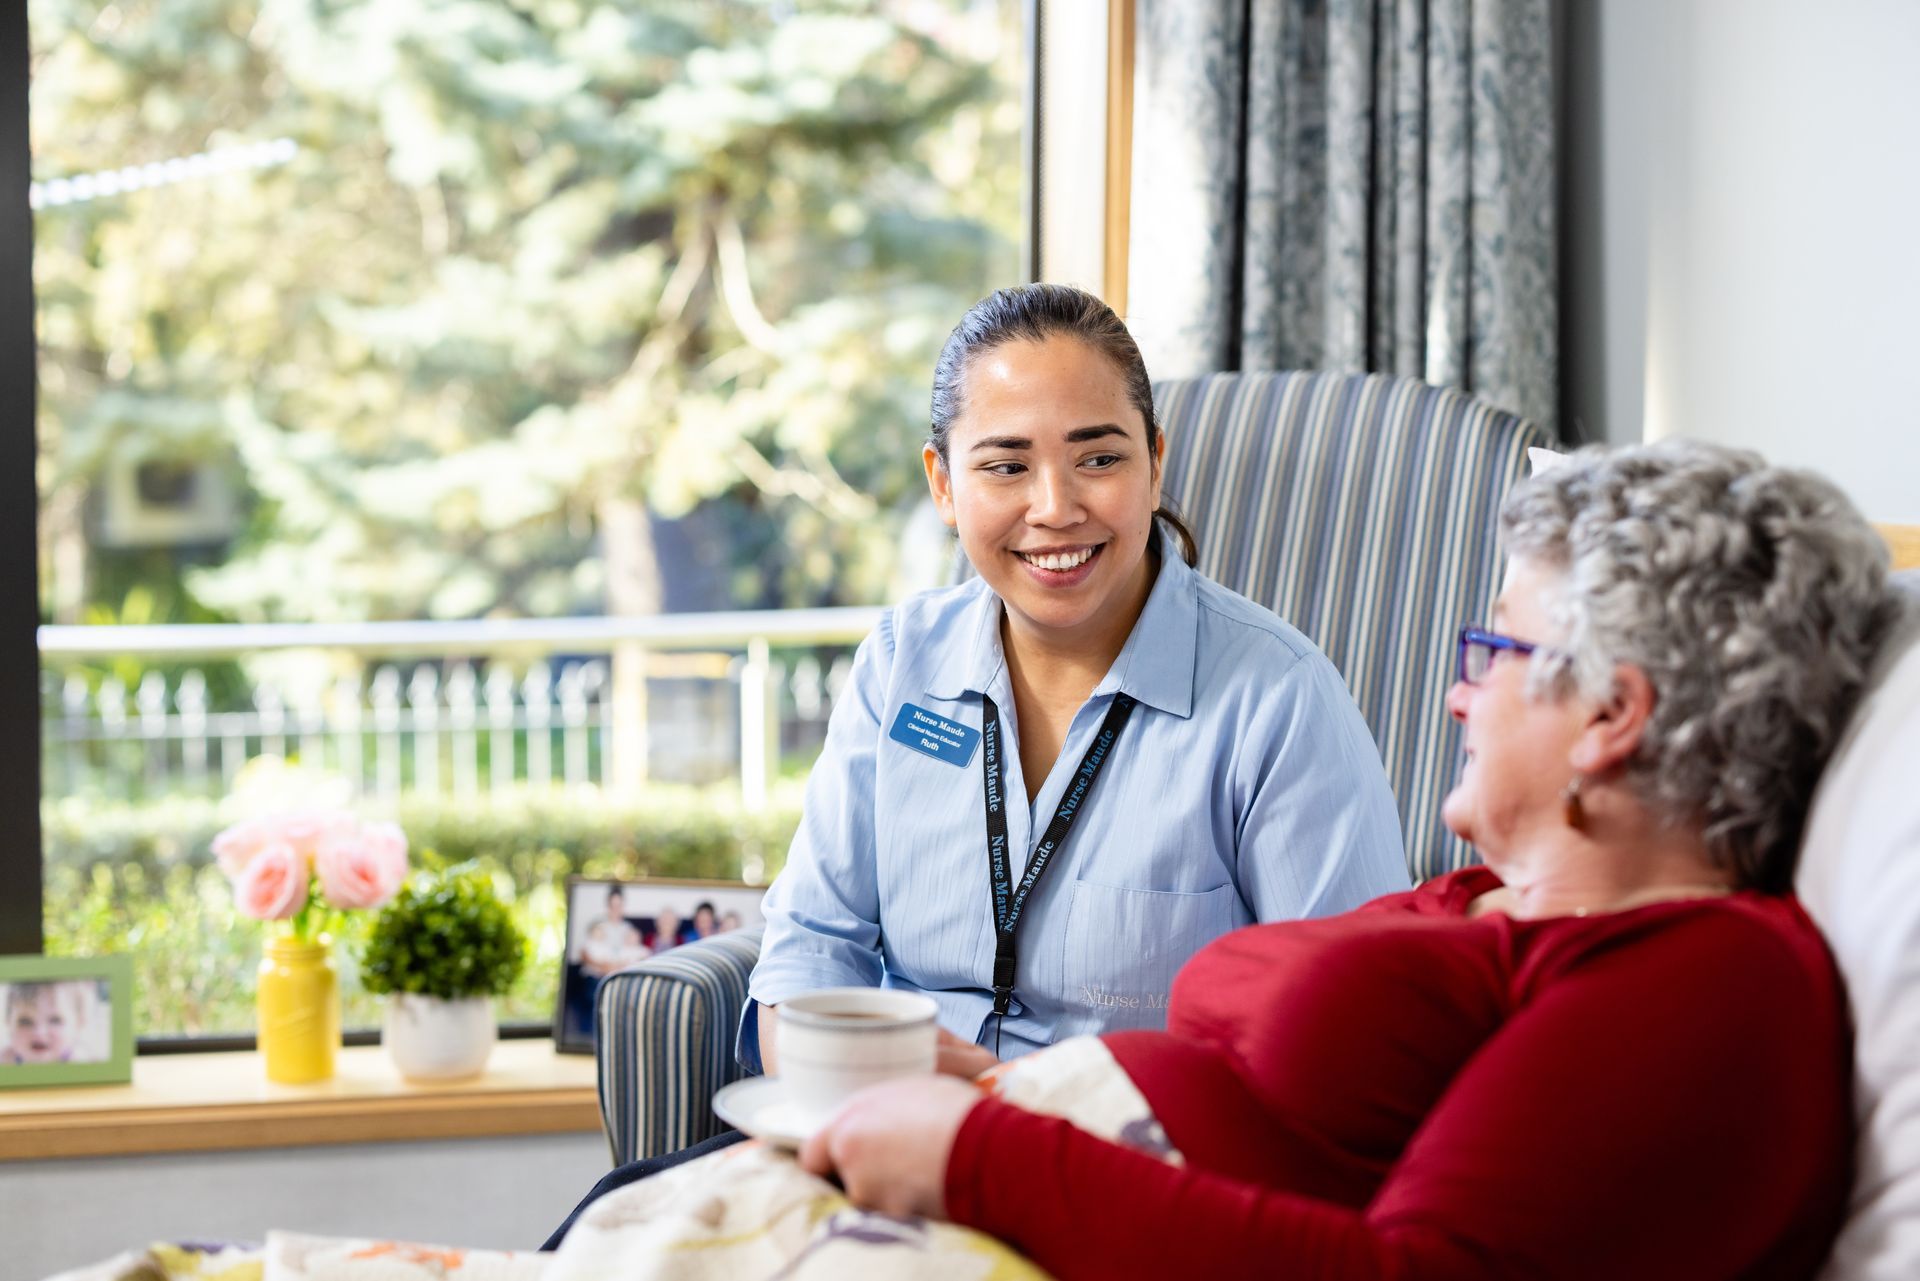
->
[45,1236,549,1281]
[46,1036,1173,1281]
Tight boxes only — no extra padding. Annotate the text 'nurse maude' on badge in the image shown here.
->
[887,703,981,768]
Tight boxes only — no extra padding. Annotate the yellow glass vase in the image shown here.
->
[257,935,340,1083]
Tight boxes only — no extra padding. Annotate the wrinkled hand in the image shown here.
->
[935,1027,1000,1079]
[798,1076,984,1220]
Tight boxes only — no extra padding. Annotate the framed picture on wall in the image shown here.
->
[0,954,134,1089]
[553,877,767,1055]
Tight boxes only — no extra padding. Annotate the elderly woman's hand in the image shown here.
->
[797,1075,985,1220]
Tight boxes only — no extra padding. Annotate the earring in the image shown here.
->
[1561,775,1586,830]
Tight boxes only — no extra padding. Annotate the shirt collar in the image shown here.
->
[924,528,1198,719]
[924,576,1006,703]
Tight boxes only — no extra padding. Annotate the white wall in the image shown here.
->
[1561,0,1920,522]
[5,1132,609,1280]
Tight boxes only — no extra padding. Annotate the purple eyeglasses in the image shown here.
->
[1456,626,1542,685]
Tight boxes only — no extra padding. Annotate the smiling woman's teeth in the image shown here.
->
[1019,548,1095,571]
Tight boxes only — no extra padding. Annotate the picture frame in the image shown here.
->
[553,877,768,1054]
[0,954,135,1089]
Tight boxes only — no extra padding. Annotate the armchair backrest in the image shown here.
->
[1153,371,1550,882]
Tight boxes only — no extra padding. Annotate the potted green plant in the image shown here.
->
[360,865,527,1080]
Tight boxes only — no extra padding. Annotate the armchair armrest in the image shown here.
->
[593,926,763,1165]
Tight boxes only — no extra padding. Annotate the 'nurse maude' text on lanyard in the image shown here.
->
[979,690,1139,1027]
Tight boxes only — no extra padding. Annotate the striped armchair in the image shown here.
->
[594,370,1550,1164]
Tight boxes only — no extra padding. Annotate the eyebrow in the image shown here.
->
[967,423,1131,453]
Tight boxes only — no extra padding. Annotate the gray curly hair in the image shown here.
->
[1500,440,1897,891]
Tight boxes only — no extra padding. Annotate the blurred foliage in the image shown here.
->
[360,865,527,999]
[30,0,1023,624]
[43,782,802,1036]
[30,0,1018,1040]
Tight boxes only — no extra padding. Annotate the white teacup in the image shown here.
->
[777,988,939,1128]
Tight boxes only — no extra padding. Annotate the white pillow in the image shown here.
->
[1798,608,1920,1280]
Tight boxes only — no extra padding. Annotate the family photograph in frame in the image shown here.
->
[0,954,134,1089]
[553,877,766,1054]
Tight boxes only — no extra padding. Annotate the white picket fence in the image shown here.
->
[36,609,882,807]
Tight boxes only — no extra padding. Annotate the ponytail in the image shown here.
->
[1155,504,1199,567]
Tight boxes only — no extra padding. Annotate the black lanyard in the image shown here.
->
[980,690,1138,1027]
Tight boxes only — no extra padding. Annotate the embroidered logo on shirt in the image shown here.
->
[888,703,981,767]
[1081,984,1169,1011]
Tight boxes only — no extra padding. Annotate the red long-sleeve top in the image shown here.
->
[946,867,1852,1279]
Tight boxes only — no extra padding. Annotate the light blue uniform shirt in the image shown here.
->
[741,542,1407,1069]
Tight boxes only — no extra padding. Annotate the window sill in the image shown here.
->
[0,1040,600,1162]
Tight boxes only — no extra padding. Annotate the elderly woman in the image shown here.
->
[800,441,1897,1279]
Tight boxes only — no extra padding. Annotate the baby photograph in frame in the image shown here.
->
[0,953,134,1089]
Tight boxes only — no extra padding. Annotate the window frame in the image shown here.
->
[1034,0,1135,307]
[1,0,45,958]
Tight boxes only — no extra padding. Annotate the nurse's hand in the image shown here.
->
[798,1076,984,1220]
[935,1027,1000,1079]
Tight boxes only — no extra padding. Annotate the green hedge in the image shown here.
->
[42,782,803,1039]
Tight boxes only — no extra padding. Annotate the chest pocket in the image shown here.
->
[1061,880,1241,1032]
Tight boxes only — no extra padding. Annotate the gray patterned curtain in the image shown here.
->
[1127,0,1558,432]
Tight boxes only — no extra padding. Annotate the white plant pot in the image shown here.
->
[382,993,497,1081]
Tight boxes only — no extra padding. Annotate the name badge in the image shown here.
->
[888,703,981,768]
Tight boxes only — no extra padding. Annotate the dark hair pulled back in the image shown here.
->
[928,283,1197,566]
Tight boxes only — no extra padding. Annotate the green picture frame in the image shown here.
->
[0,954,135,1088]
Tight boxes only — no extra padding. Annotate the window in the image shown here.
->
[15,0,1030,1042]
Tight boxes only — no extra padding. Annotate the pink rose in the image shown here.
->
[276,809,358,863]
[234,842,309,920]
[212,818,276,877]
[315,822,407,910]
[362,821,409,878]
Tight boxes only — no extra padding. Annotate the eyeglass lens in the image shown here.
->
[1462,639,1493,683]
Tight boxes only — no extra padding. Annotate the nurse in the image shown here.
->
[745,283,1408,1076]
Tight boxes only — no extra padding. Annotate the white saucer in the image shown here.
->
[712,1076,819,1150]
